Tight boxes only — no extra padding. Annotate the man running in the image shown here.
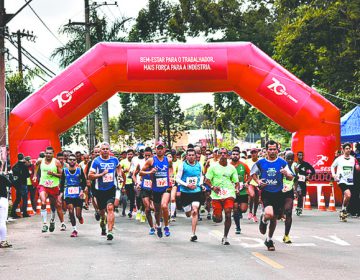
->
[176,148,203,242]
[251,140,293,251]
[140,141,172,238]
[35,146,66,233]
[59,154,86,237]
[230,148,250,234]
[331,143,359,222]
[120,149,135,218]
[295,151,315,216]
[205,147,239,245]
[89,142,123,240]
[246,148,261,222]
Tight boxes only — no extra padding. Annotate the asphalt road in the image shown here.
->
[1,207,359,280]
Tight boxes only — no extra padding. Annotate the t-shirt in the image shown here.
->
[233,161,250,196]
[152,156,170,193]
[120,159,133,185]
[283,163,296,192]
[39,158,59,188]
[295,161,315,184]
[205,164,239,200]
[250,157,289,193]
[177,160,202,193]
[331,155,356,185]
[90,156,119,191]
[246,158,259,186]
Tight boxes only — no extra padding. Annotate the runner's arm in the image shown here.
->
[175,163,188,187]
[59,170,65,194]
[79,169,86,190]
[139,158,155,176]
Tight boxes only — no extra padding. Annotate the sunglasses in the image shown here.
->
[68,159,76,161]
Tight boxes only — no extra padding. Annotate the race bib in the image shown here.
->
[67,187,80,195]
[143,179,152,188]
[282,184,290,192]
[298,175,306,182]
[156,177,168,187]
[103,173,114,183]
[44,180,54,188]
[218,188,229,197]
[186,177,198,185]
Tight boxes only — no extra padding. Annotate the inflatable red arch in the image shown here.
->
[9,42,340,182]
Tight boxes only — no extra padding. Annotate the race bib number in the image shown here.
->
[282,184,290,192]
[67,187,80,195]
[347,178,353,183]
[143,179,152,188]
[156,178,168,187]
[218,188,229,197]
[298,175,306,182]
[186,177,198,185]
[44,180,54,188]
[103,173,114,183]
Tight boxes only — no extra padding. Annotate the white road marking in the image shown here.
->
[312,235,350,246]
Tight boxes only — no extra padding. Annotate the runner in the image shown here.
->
[246,148,260,222]
[35,146,66,233]
[176,148,203,241]
[136,147,156,234]
[170,149,179,222]
[205,147,240,245]
[282,151,296,243]
[89,142,123,240]
[59,154,87,237]
[295,151,315,216]
[79,153,90,209]
[140,141,173,238]
[132,148,147,222]
[120,149,135,218]
[251,140,293,251]
[230,148,250,234]
[84,147,101,220]
[331,143,359,222]
[0,161,13,248]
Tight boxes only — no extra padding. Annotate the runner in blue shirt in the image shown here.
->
[89,142,124,241]
[251,140,293,251]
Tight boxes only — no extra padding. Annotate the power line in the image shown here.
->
[26,1,66,47]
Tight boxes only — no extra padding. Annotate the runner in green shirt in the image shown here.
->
[205,148,239,245]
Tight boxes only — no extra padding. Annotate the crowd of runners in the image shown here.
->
[1,140,359,251]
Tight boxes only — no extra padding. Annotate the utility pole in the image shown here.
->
[0,0,33,157]
[11,30,35,79]
[154,94,159,142]
[213,103,217,147]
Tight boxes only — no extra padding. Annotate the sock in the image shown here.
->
[73,226,77,231]
[170,203,176,216]
[267,236,272,241]
[262,215,268,224]
[51,211,55,221]
[41,209,47,223]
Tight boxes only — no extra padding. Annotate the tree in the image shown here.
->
[5,72,33,109]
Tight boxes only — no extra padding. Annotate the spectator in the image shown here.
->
[0,160,13,248]
[25,156,37,212]
[10,153,30,218]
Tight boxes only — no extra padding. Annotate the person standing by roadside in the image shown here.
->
[25,156,37,213]
[0,160,13,248]
[10,153,30,218]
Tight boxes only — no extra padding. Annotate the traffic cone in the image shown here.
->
[26,199,34,215]
[15,205,22,217]
[318,192,326,211]
[293,196,298,208]
[304,191,312,210]
[327,192,336,212]
[46,198,51,213]
[36,198,41,214]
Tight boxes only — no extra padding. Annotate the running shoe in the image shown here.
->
[79,217,84,224]
[170,215,176,222]
[198,216,203,221]
[128,212,133,219]
[0,240,12,248]
[121,212,126,217]
[247,212,253,220]
[60,223,66,231]
[70,230,78,238]
[235,227,241,234]
[42,224,48,233]
[295,207,301,216]
[259,214,267,235]
[149,228,156,235]
[190,235,198,242]
[140,213,146,223]
[164,226,170,237]
[157,227,163,238]
[101,227,107,236]
[206,213,211,220]
[49,219,55,232]
[252,215,258,223]
[94,211,100,221]
[283,235,292,244]
[107,231,114,241]
[222,237,230,245]
[114,207,119,213]
[340,209,348,222]
[136,212,141,220]
[264,239,275,251]
[200,205,206,213]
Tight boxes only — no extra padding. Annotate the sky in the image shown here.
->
[6,0,213,116]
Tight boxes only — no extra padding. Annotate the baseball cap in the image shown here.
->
[155,141,165,148]
[250,148,258,153]
[24,156,31,161]
[213,147,219,153]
